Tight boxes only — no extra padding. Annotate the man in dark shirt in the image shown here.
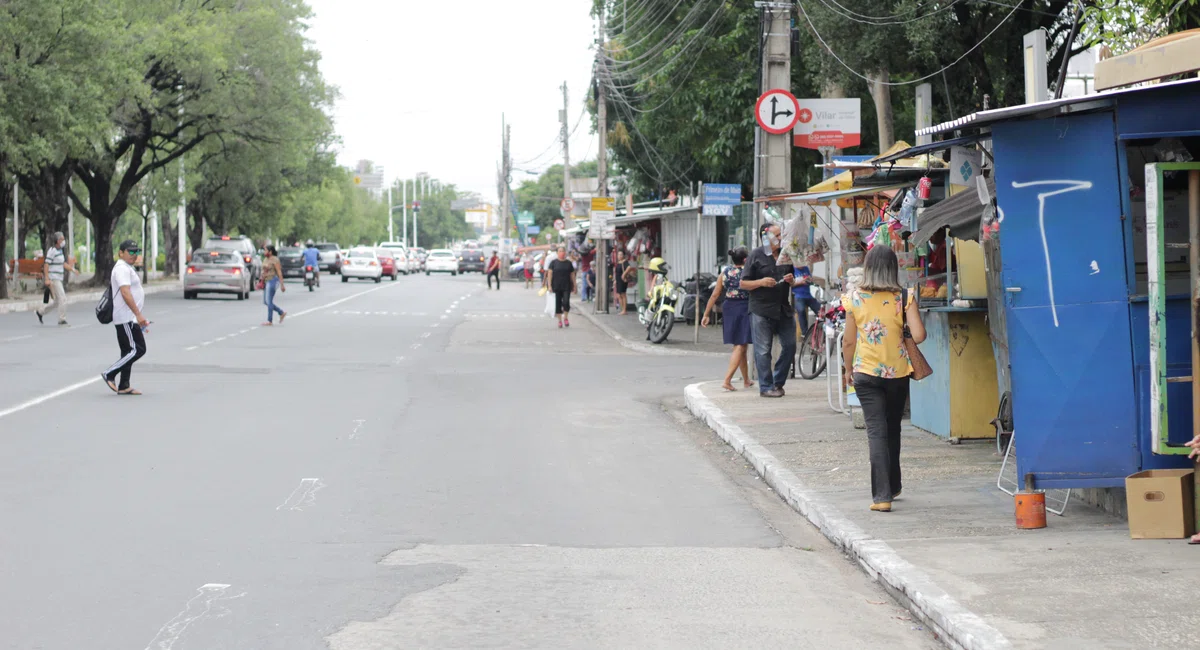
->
[740,223,798,397]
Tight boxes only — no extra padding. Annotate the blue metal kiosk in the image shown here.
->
[920,79,1200,489]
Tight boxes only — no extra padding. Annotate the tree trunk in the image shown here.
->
[18,163,73,245]
[870,69,895,153]
[76,172,125,284]
[0,155,9,300]
[186,201,204,252]
[161,210,179,276]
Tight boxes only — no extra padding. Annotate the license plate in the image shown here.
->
[305,272,313,279]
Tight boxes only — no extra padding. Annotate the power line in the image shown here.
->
[602,0,728,89]
[813,0,967,26]
[797,0,1024,86]
[513,106,588,167]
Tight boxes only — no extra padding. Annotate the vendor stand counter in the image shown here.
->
[910,306,999,441]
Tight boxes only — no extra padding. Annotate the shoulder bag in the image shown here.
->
[901,289,933,381]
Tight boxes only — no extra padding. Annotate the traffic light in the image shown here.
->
[412,200,421,213]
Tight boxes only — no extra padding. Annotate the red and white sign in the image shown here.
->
[560,198,575,213]
[793,98,861,149]
[755,89,799,135]
[554,218,565,231]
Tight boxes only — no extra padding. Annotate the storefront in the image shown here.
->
[917,78,1200,488]
[606,205,720,299]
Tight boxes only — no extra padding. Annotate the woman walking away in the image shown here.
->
[262,245,286,326]
[702,247,754,391]
[841,246,925,513]
[545,245,576,328]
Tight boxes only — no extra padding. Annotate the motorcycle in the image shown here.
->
[680,272,719,325]
[637,258,683,344]
[304,265,316,291]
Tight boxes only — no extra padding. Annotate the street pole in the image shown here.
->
[561,81,570,220]
[12,180,18,261]
[695,181,703,344]
[754,2,792,223]
[402,180,408,246]
[177,156,186,277]
[596,5,610,314]
[150,209,158,274]
[387,185,394,242]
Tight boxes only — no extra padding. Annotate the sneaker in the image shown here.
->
[557,321,563,328]
[58,320,68,326]
[563,318,569,327]
[36,311,43,324]
[760,388,784,398]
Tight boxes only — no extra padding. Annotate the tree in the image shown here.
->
[1086,0,1200,55]
[69,0,331,282]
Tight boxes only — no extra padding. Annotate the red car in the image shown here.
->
[375,248,398,281]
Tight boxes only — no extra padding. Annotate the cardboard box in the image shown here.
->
[1125,469,1196,539]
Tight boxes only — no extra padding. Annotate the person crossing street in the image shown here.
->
[486,251,502,290]
[101,240,148,396]
[35,231,76,326]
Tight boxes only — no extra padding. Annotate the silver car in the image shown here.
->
[184,249,252,299]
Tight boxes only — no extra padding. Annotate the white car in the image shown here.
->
[341,247,384,283]
[378,242,418,275]
[425,249,458,276]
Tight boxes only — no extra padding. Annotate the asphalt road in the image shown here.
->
[0,273,939,649]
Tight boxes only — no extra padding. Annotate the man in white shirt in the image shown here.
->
[35,231,75,326]
[101,240,149,395]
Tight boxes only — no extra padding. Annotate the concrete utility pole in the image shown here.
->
[402,180,408,247]
[595,5,610,313]
[177,157,186,277]
[754,2,792,228]
[387,185,394,242]
[561,81,571,219]
[502,119,512,263]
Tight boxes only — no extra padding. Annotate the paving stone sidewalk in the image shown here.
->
[576,304,728,356]
[687,378,1200,650]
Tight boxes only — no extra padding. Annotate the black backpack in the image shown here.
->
[95,286,114,324]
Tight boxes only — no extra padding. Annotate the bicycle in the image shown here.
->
[795,298,845,380]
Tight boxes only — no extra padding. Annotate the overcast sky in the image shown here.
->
[304,0,599,203]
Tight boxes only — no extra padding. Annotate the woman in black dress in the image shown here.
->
[545,245,577,328]
[701,247,754,391]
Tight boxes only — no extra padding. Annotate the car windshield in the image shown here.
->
[279,248,301,258]
[206,239,244,252]
[315,243,338,251]
[349,250,374,259]
[430,251,453,257]
[374,249,392,258]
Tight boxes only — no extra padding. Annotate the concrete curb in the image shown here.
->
[0,281,182,315]
[576,309,727,357]
[684,382,1011,650]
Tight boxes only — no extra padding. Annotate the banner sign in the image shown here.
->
[793,98,861,150]
[702,183,741,216]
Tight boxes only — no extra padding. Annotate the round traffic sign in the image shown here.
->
[554,218,565,231]
[755,89,800,135]
[560,198,575,213]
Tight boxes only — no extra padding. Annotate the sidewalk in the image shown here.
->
[0,278,181,315]
[687,379,1199,650]
[577,305,727,357]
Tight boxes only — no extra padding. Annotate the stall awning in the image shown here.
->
[758,182,912,204]
[873,134,988,164]
[608,205,697,227]
[910,178,996,247]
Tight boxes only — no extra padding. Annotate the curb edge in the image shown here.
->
[684,381,1012,650]
[577,309,727,357]
[0,281,183,315]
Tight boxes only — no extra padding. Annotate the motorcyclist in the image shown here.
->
[302,240,321,287]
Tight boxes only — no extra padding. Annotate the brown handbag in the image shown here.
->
[901,289,933,381]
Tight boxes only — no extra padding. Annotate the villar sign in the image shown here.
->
[793,98,861,150]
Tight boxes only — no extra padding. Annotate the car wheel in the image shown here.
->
[184,291,195,300]
[374,276,382,283]
[342,275,348,283]
[426,271,430,276]
[452,271,457,276]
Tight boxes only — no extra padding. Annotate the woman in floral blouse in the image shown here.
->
[702,247,754,391]
[841,246,926,512]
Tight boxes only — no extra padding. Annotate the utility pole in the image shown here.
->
[754,2,792,229]
[387,185,394,242]
[595,6,610,313]
[177,156,186,277]
[502,119,512,264]
[402,180,408,246]
[561,81,571,225]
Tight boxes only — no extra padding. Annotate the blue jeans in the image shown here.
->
[264,279,284,322]
[794,296,822,336]
[751,312,797,392]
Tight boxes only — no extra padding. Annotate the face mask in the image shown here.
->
[761,233,778,247]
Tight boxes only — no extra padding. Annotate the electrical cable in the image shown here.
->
[601,0,721,70]
[602,0,727,88]
[513,106,588,167]
[813,0,967,26]
[796,0,1023,86]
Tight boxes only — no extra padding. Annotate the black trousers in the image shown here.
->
[554,289,571,315]
[104,323,147,390]
[487,270,500,289]
[853,373,909,503]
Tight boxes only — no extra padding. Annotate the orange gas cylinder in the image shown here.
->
[1015,473,1048,529]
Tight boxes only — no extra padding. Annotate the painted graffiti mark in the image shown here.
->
[949,323,970,357]
[1010,180,1094,327]
[144,583,245,650]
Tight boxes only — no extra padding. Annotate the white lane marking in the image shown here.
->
[200,341,211,346]
[276,478,324,511]
[410,343,422,350]
[440,315,447,320]
[420,332,431,339]
[430,323,439,328]
[0,376,100,421]
[393,356,405,364]
[239,329,250,334]
[143,583,244,650]
[0,285,400,422]
[185,346,198,351]
[2,334,33,343]
[214,337,227,342]
[350,419,367,440]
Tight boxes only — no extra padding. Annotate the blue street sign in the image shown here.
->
[703,183,742,216]
[526,225,541,235]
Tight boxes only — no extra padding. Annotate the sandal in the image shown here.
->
[279,312,287,324]
[101,374,118,393]
[118,388,142,396]
[262,322,273,326]
[1189,533,1200,545]
[722,383,737,392]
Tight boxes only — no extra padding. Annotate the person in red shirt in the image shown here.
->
[486,252,502,290]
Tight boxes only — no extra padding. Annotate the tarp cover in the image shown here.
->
[910,177,995,246]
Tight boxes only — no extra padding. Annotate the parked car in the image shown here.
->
[458,248,485,273]
[184,249,251,300]
[341,247,383,282]
[411,247,428,271]
[279,246,305,279]
[425,249,458,276]
[375,248,399,281]
[204,235,262,289]
[315,242,342,274]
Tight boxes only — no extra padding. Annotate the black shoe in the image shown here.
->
[36,311,43,324]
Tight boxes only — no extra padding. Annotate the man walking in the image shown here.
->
[485,251,501,290]
[36,232,76,326]
[740,223,799,398]
[101,240,148,395]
